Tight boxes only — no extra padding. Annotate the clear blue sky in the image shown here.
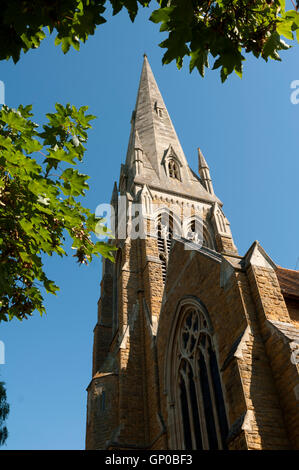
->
[1,3,299,450]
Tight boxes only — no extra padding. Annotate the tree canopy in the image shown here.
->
[1,1,299,80]
[1,1,299,318]
[0,104,115,322]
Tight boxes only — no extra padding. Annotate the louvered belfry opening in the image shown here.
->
[157,213,174,283]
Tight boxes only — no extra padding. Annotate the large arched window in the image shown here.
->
[167,300,228,449]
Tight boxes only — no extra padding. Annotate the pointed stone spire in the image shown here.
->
[124,56,219,203]
[198,147,209,170]
[126,55,188,177]
[198,147,214,195]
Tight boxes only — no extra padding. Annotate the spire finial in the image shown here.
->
[198,148,214,195]
[198,147,209,170]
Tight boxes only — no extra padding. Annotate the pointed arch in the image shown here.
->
[183,216,215,250]
[153,207,182,239]
[165,296,228,449]
[162,145,183,181]
[154,208,182,283]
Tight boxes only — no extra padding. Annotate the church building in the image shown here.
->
[85,56,299,450]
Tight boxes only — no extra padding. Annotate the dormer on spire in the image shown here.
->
[162,145,182,181]
[154,100,164,117]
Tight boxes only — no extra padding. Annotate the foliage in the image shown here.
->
[0,0,148,62]
[0,103,115,322]
[151,0,299,81]
[0,381,9,446]
[1,1,299,80]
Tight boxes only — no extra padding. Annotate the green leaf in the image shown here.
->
[19,219,33,235]
[60,168,89,196]
[22,137,43,154]
[262,32,282,61]
[277,20,294,40]
[150,7,173,24]
[46,148,76,165]
[44,279,59,294]
[190,49,209,77]
[0,103,114,322]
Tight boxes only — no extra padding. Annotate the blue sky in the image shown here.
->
[1,4,299,450]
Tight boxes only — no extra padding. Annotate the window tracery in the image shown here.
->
[186,219,213,249]
[172,305,228,449]
[168,159,180,180]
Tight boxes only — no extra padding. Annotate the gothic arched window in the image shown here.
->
[168,159,180,180]
[156,212,173,283]
[169,303,228,449]
[186,219,214,249]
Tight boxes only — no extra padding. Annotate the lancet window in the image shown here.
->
[172,305,228,449]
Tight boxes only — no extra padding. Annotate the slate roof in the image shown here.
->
[276,266,299,299]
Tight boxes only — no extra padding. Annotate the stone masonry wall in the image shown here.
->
[156,241,293,449]
[247,264,299,449]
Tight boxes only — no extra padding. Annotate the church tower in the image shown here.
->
[86,57,299,450]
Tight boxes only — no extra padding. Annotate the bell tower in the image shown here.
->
[85,55,238,450]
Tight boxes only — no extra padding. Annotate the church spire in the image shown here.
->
[124,56,219,203]
[126,55,188,177]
